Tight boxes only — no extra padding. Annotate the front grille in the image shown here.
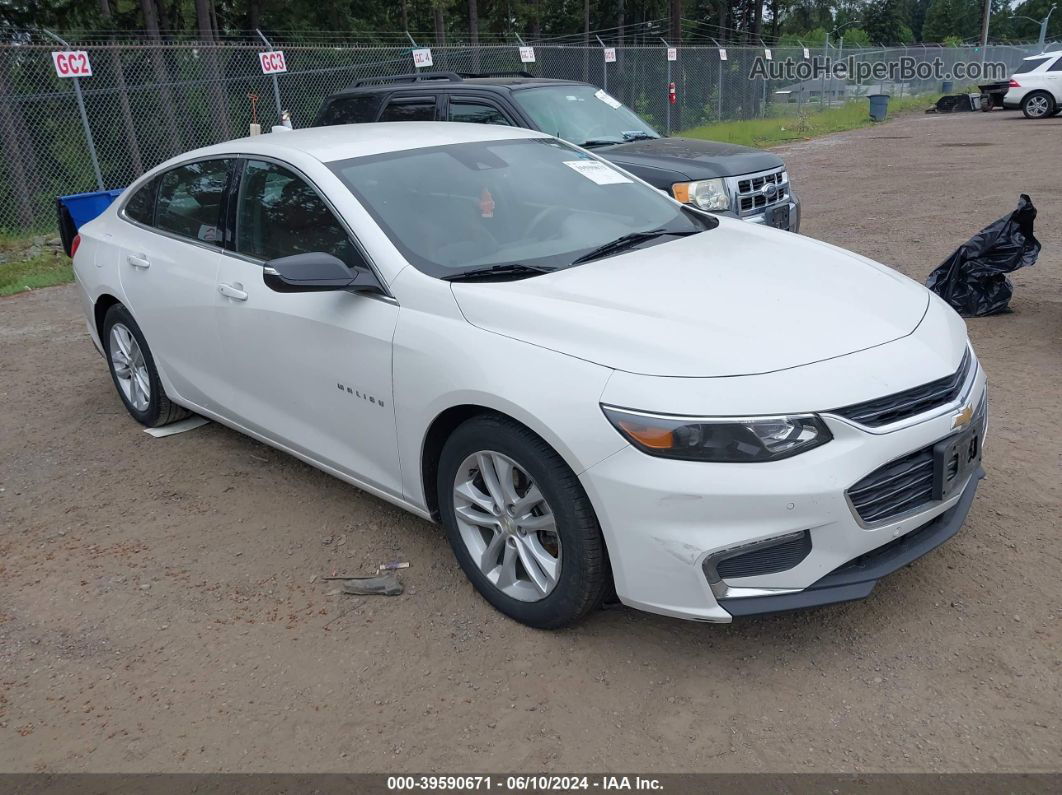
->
[731,168,788,217]
[847,446,936,524]
[715,531,812,579]
[831,348,972,428]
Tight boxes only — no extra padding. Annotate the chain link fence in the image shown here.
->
[0,39,1041,236]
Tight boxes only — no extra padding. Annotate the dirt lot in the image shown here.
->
[1,110,1060,774]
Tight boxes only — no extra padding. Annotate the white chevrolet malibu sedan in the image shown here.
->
[72,122,987,628]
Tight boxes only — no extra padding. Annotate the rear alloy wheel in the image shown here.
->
[1021,91,1055,119]
[437,415,608,628]
[103,304,190,428]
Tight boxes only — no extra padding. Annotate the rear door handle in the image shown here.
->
[218,282,248,301]
[127,254,150,269]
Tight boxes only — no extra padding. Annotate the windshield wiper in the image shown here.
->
[571,228,701,266]
[443,263,557,282]
[621,131,658,141]
[578,138,625,148]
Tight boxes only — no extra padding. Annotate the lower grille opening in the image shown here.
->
[848,447,936,524]
[713,531,812,579]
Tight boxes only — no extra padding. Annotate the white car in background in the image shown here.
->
[1004,51,1062,118]
[71,123,987,628]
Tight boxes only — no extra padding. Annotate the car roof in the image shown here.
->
[1021,52,1061,60]
[331,73,586,96]
[182,122,548,165]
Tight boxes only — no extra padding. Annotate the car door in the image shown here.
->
[214,157,402,497]
[117,158,235,410]
[1047,56,1062,102]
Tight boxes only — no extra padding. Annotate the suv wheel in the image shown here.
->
[1021,91,1055,119]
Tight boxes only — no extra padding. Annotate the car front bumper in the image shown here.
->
[578,370,987,623]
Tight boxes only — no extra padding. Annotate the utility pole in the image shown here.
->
[978,0,991,59]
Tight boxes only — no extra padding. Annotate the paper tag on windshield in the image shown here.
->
[563,160,631,185]
[594,89,622,109]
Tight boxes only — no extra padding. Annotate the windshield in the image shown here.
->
[328,138,712,279]
[512,85,659,147]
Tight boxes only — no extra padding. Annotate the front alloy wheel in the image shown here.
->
[453,451,561,602]
[437,415,608,628]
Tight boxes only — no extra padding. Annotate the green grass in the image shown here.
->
[680,94,935,149]
[0,248,73,297]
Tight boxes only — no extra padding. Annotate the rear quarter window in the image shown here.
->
[1014,57,1051,74]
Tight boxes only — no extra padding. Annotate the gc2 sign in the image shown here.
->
[259,51,287,74]
[52,51,93,78]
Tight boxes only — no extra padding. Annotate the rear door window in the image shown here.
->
[318,95,383,125]
[1047,57,1062,72]
[379,96,438,121]
[154,159,233,245]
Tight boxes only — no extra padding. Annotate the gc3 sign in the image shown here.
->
[259,50,288,74]
[51,50,93,78]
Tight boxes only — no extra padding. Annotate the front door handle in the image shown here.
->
[218,282,248,301]
[127,253,150,269]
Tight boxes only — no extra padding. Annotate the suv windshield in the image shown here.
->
[328,137,712,279]
[512,85,659,148]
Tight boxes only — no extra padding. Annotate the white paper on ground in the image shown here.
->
[563,160,632,185]
[144,416,210,438]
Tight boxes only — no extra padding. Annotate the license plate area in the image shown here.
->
[932,425,981,501]
[767,204,790,230]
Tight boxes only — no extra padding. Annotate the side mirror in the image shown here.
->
[263,252,384,295]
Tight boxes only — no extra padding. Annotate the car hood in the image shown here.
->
[451,222,930,378]
[596,136,783,180]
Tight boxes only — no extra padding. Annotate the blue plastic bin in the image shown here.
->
[59,188,124,229]
[56,188,124,256]
[867,94,890,122]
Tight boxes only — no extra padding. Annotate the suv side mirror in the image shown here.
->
[263,252,384,295]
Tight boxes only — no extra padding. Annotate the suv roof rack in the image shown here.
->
[457,71,536,78]
[348,71,464,89]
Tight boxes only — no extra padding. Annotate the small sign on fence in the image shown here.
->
[519,46,536,64]
[803,47,811,59]
[718,48,728,61]
[412,48,434,68]
[603,47,617,63]
[764,48,773,60]
[259,51,287,74]
[51,51,92,78]
[666,47,677,61]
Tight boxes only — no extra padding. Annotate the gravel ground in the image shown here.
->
[0,110,1060,773]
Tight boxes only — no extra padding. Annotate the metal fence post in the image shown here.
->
[256,28,284,121]
[595,35,608,92]
[660,37,671,135]
[41,29,104,191]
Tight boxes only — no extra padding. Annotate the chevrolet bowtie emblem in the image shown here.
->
[952,404,974,429]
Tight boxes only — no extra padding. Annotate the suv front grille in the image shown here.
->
[730,168,788,217]
[831,348,972,428]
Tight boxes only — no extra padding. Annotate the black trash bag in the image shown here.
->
[926,195,1041,317]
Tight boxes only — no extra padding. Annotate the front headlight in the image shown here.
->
[672,178,730,211]
[601,405,832,462]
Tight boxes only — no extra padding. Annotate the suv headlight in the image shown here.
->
[601,406,832,462]
[672,179,730,211]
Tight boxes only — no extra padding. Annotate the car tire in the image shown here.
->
[437,414,608,628]
[1021,91,1055,119]
[102,303,190,428]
